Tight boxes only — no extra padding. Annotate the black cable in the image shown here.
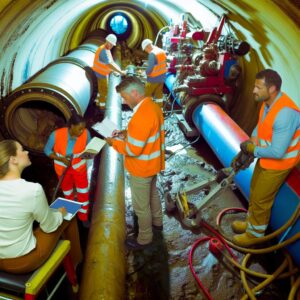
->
[166,135,200,161]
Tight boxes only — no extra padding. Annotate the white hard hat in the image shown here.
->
[142,39,152,51]
[106,34,117,46]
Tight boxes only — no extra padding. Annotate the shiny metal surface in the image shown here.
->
[1,40,101,152]
[79,47,126,300]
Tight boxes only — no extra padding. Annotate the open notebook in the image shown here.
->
[92,117,118,138]
[50,197,82,221]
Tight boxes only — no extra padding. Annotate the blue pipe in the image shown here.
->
[165,73,300,266]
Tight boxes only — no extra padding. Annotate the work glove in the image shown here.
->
[240,140,256,155]
[231,150,254,171]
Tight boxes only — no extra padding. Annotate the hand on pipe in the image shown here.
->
[240,140,255,155]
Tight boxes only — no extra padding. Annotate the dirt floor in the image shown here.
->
[15,104,292,300]
[122,112,290,300]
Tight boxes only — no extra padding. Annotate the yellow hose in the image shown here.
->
[241,254,289,300]
[286,252,296,286]
[216,202,300,299]
[240,254,256,300]
[288,276,300,300]
[219,202,300,252]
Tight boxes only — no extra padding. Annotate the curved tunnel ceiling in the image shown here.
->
[0,0,300,135]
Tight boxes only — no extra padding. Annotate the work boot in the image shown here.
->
[233,232,258,247]
[231,220,247,234]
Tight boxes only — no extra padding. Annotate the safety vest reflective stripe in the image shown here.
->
[79,208,88,213]
[73,153,82,158]
[62,188,73,196]
[283,149,300,159]
[127,130,163,148]
[92,45,111,76]
[72,159,86,170]
[126,125,165,158]
[148,47,167,78]
[137,150,162,161]
[125,144,135,157]
[76,187,89,194]
[54,159,68,167]
[127,135,145,148]
[78,200,89,206]
[290,134,300,148]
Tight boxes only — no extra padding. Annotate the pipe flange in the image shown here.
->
[183,94,226,126]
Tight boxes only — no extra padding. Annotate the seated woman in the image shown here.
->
[0,140,82,274]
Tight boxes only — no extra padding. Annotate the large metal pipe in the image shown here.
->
[165,72,300,266]
[0,34,103,153]
[79,48,126,299]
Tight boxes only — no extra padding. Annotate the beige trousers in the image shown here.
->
[129,175,163,244]
[96,77,108,108]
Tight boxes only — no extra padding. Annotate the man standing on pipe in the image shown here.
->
[141,39,167,108]
[231,69,300,247]
[106,76,165,250]
[44,114,91,227]
[92,34,126,110]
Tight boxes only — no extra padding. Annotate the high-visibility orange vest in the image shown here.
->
[148,47,167,78]
[53,128,88,176]
[92,45,112,76]
[257,92,300,170]
[112,97,165,177]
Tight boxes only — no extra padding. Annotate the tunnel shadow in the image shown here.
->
[126,228,170,300]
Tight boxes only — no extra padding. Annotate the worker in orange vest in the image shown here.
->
[141,39,167,108]
[106,76,165,250]
[44,114,91,227]
[92,34,126,110]
[231,69,300,247]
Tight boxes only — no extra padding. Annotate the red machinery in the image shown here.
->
[162,15,250,108]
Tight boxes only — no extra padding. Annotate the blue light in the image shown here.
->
[110,15,128,35]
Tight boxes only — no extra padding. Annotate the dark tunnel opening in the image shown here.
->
[6,101,66,153]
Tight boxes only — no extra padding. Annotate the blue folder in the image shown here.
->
[50,197,82,220]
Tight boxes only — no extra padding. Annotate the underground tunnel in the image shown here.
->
[0,1,300,299]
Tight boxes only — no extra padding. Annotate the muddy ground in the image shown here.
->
[18,104,291,300]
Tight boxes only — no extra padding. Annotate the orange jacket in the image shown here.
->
[257,93,300,170]
[112,97,165,177]
[148,47,167,78]
[92,45,112,76]
[53,128,88,176]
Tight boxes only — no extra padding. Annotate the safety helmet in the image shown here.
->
[106,34,117,46]
[141,39,152,51]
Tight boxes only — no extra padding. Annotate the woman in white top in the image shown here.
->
[0,140,82,274]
